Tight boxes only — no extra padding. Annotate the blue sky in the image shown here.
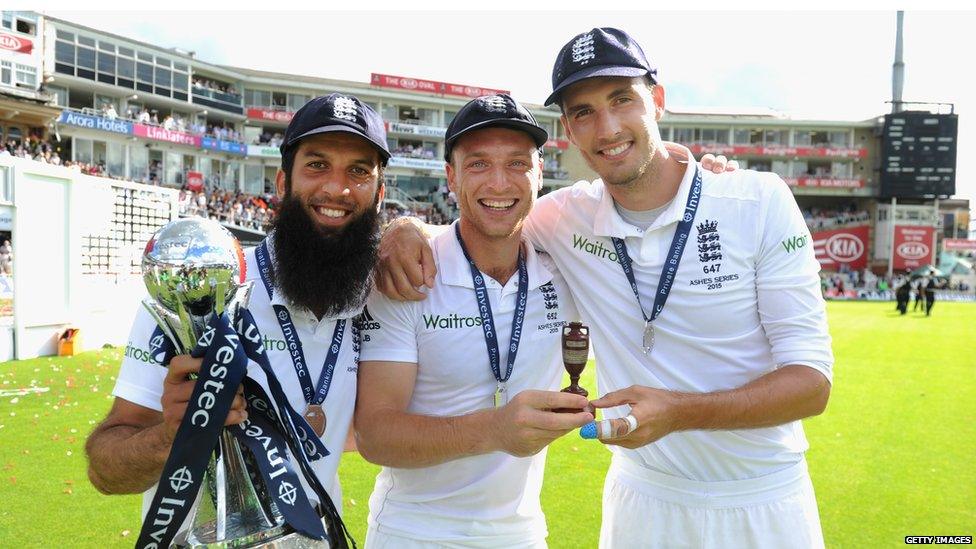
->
[47,10,976,218]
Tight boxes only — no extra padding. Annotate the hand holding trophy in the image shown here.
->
[553,322,590,414]
[137,218,330,548]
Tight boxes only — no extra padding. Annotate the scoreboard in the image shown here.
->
[881,111,957,198]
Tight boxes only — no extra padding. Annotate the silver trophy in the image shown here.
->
[142,218,323,548]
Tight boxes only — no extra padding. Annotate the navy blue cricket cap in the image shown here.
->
[444,93,549,162]
[545,27,657,107]
[281,93,391,165]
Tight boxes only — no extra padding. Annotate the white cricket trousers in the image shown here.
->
[599,456,825,549]
[365,524,548,549]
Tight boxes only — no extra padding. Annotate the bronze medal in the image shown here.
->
[304,404,326,437]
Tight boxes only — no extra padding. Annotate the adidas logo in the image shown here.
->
[359,307,381,331]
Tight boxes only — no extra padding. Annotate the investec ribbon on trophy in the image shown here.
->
[137,218,348,548]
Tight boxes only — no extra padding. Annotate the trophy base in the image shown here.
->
[177,523,329,548]
[553,386,589,414]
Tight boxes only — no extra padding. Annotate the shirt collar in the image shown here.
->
[592,143,697,238]
[435,221,554,291]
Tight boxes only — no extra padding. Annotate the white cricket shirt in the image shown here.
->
[359,224,579,546]
[522,146,834,483]
[113,244,361,523]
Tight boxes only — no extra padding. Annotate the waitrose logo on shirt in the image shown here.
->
[572,234,619,263]
[423,313,483,329]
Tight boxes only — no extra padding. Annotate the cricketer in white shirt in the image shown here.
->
[522,147,833,547]
[357,226,580,548]
[112,243,361,534]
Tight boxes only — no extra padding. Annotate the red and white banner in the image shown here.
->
[0,33,32,54]
[688,144,867,159]
[943,238,976,252]
[246,108,294,123]
[371,73,508,98]
[186,171,204,192]
[893,225,936,271]
[812,225,869,270]
[784,177,864,189]
[545,138,570,150]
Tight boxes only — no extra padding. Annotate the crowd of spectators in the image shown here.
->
[107,103,246,143]
[380,202,450,227]
[192,78,239,97]
[803,204,869,232]
[391,144,436,160]
[179,189,277,231]
[2,136,58,164]
[821,266,971,300]
[254,131,284,148]
[1,136,106,175]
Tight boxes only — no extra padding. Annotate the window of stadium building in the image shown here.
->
[390,138,437,159]
[287,94,310,111]
[244,164,265,195]
[48,85,69,107]
[107,142,125,178]
[2,11,37,35]
[54,31,188,99]
[394,176,441,199]
[244,89,272,108]
[831,161,853,178]
[763,130,788,146]
[74,138,94,165]
[795,130,849,148]
[828,131,850,147]
[673,128,695,143]
[392,105,438,126]
[805,160,832,177]
[700,128,728,144]
[749,160,772,172]
[129,146,148,182]
[675,128,730,144]
[733,129,763,145]
[165,151,183,186]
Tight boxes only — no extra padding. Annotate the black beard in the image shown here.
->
[269,192,380,318]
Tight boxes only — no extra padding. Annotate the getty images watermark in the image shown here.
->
[905,536,972,544]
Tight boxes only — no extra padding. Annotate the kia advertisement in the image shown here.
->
[813,225,869,271]
[0,32,32,54]
[186,171,204,192]
[893,226,936,271]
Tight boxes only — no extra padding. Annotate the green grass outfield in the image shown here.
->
[0,301,973,547]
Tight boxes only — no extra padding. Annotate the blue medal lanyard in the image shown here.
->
[454,223,529,407]
[609,165,702,354]
[256,240,344,408]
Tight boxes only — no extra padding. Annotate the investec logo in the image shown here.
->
[572,234,619,263]
[423,313,483,329]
